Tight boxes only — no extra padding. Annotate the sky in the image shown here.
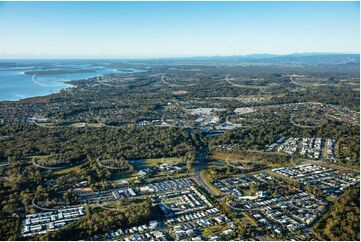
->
[0,1,359,58]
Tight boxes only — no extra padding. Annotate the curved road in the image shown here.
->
[96,159,129,170]
[290,114,324,129]
[160,75,196,87]
[32,158,64,170]
[32,197,64,211]
[225,74,246,88]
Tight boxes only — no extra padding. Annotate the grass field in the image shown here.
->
[209,151,290,170]
[69,122,104,128]
[203,224,231,236]
[52,164,83,175]
[163,105,177,110]
[111,172,139,182]
[51,160,91,175]
[209,151,245,162]
[31,154,53,159]
[129,157,183,170]
[35,122,55,128]
[207,160,226,168]
[200,170,222,196]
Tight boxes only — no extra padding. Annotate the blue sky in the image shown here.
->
[0,1,359,58]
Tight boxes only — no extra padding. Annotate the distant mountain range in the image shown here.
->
[182,53,360,65]
[1,53,359,66]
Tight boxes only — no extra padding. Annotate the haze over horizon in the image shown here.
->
[0,52,360,61]
[0,1,359,58]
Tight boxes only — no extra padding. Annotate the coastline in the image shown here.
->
[0,67,147,102]
[0,80,76,103]
[0,78,76,103]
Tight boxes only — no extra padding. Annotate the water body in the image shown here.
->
[0,60,144,101]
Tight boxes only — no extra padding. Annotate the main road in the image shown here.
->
[193,146,218,196]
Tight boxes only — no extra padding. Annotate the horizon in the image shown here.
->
[0,52,359,60]
[0,1,359,58]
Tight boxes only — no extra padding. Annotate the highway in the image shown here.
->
[193,147,217,196]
